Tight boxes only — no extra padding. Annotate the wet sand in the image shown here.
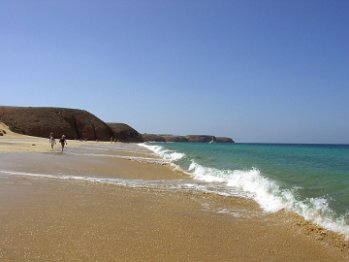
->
[0,126,348,261]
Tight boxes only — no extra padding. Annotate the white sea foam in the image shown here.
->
[140,143,349,238]
[65,152,169,165]
[0,169,242,197]
[187,160,349,239]
[0,169,174,189]
[138,143,185,162]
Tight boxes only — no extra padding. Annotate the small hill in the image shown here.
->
[0,106,112,141]
[142,134,234,143]
[107,123,143,142]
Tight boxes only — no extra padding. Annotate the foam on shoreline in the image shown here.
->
[140,142,349,239]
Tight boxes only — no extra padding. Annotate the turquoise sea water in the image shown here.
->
[141,142,349,238]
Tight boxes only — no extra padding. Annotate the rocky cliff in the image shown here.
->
[0,106,234,143]
[0,106,113,140]
[0,106,139,143]
[141,134,166,142]
[142,134,234,143]
[108,123,143,142]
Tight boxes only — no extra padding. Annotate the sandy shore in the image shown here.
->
[0,124,348,261]
[0,122,85,153]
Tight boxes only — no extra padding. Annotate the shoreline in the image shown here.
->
[0,127,348,260]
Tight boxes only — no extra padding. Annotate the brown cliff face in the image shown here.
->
[0,106,234,143]
[185,135,214,143]
[160,135,188,142]
[141,134,166,142]
[142,134,234,143]
[0,106,113,141]
[215,137,234,143]
[107,123,143,142]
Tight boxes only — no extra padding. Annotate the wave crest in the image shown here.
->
[139,143,185,162]
[188,160,349,238]
[139,143,349,238]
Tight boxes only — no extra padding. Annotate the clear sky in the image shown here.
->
[1,0,348,143]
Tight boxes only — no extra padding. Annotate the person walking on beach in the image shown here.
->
[59,135,67,152]
[49,133,56,150]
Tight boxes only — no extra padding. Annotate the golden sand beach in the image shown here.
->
[0,123,348,261]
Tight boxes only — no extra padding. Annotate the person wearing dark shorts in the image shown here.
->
[59,135,67,152]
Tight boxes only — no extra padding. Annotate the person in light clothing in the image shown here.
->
[49,133,56,150]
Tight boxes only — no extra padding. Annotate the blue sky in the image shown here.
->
[1,0,348,143]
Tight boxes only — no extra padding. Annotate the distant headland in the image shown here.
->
[0,106,234,143]
[142,134,234,143]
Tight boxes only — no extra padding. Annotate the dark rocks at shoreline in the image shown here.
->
[185,135,214,143]
[161,135,189,142]
[142,134,234,143]
[216,137,234,143]
[141,134,166,142]
[108,123,143,142]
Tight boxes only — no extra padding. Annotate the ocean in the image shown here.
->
[140,142,349,238]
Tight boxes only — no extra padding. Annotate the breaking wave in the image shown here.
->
[138,143,185,162]
[142,143,349,239]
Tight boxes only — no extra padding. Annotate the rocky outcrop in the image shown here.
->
[185,135,214,143]
[0,129,6,136]
[215,137,234,143]
[107,123,143,142]
[142,134,166,142]
[0,106,114,141]
[0,106,234,143]
[161,135,188,142]
[142,134,234,143]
